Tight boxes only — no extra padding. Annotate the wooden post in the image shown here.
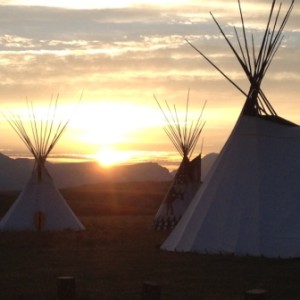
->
[245,288,268,300]
[57,276,76,300]
[140,281,161,300]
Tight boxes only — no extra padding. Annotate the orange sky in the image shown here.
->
[0,0,299,169]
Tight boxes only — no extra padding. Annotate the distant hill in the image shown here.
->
[0,153,33,191]
[0,153,172,191]
[49,161,172,188]
[0,152,218,191]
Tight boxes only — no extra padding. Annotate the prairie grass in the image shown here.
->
[0,181,299,299]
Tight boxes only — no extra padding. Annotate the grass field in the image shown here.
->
[0,181,300,300]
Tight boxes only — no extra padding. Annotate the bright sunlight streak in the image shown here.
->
[95,147,133,167]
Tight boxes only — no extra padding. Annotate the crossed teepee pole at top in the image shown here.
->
[186,0,294,118]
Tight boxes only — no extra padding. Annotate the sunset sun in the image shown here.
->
[95,147,132,167]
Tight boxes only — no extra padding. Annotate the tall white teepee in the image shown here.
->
[153,93,205,230]
[0,98,85,231]
[161,0,300,258]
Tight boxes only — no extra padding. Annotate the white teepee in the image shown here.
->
[161,0,300,258]
[153,93,205,230]
[0,99,85,231]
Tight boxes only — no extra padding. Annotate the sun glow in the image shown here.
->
[69,101,160,148]
[95,147,133,167]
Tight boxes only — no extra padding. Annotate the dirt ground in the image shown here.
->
[0,181,299,299]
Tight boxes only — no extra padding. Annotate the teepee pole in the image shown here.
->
[155,93,205,160]
[187,0,294,118]
[4,98,71,180]
[186,39,247,97]
[237,0,252,75]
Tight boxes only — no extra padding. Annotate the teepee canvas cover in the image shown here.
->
[153,94,204,230]
[0,100,85,231]
[161,0,300,257]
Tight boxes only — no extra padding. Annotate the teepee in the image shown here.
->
[161,0,300,257]
[0,99,85,231]
[153,93,205,230]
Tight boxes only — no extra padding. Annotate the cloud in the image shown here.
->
[0,1,299,159]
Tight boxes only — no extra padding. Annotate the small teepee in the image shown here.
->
[161,0,300,257]
[153,93,205,230]
[0,98,85,231]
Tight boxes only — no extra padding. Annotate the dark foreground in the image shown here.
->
[0,181,299,300]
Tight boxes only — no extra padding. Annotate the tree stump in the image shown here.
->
[245,288,268,300]
[140,281,161,300]
[57,276,76,300]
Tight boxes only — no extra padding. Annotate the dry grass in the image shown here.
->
[0,181,299,300]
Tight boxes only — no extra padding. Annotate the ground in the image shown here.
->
[0,181,299,299]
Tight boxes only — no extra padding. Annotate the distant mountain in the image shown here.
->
[0,153,172,191]
[0,152,218,191]
[0,153,33,190]
[49,161,172,188]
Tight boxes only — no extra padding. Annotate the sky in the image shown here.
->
[0,0,299,169]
